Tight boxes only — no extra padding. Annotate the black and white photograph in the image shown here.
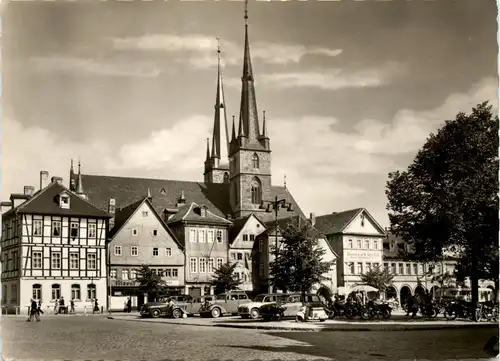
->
[1,0,498,360]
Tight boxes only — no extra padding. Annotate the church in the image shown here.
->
[68,3,306,299]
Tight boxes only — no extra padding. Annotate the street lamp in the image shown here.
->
[260,196,294,293]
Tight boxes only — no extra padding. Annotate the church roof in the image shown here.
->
[75,174,305,224]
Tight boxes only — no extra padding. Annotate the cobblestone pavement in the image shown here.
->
[1,316,497,360]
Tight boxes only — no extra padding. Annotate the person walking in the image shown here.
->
[38,299,44,316]
[29,299,40,322]
[59,297,66,314]
[127,297,132,313]
[93,299,99,314]
[53,299,59,314]
[70,299,75,314]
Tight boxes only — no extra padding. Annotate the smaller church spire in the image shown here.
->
[261,110,268,138]
[238,111,246,137]
[231,115,236,142]
[147,188,152,200]
[76,160,84,195]
[205,138,210,161]
[69,159,75,191]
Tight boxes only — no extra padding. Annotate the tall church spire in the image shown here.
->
[238,0,260,141]
[210,38,229,163]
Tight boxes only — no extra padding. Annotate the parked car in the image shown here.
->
[238,293,290,319]
[259,294,325,321]
[200,292,250,318]
[140,298,170,318]
[173,296,214,316]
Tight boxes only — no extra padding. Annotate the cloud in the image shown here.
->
[111,34,343,68]
[30,56,162,78]
[255,62,406,90]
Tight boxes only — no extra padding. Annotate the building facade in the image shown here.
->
[167,202,232,297]
[1,172,109,314]
[107,196,185,310]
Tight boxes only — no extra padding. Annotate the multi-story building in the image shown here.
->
[167,202,232,297]
[1,170,109,314]
[107,195,185,310]
[314,208,386,290]
[252,215,338,294]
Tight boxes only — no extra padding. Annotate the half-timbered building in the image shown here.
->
[0,174,109,314]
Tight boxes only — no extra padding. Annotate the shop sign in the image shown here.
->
[165,279,180,286]
[113,280,139,287]
[344,250,381,261]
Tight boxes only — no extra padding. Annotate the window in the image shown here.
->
[87,253,97,269]
[110,269,117,279]
[356,239,362,249]
[142,211,148,217]
[207,230,214,243]
[216,230,223,243]
[237,253,243,260]
[2,285,6,304]
[357,262,363,274]
[130,269,137,279]
[419,264,424,274]
[12,251,18,270]
[217,258,223,269]
[32,252,42,269]
[33,220,43,236]
[259,264,264,276]
[199,258,207,273]
[223,172,229,183]
[165,248,172,257]
[250,177,262,204]
[11,284,17,303]
[373,240,378,250]
[52,221,61,237]
[232,253,237,260]
[51,284,61,300]
[122,269,129,280]
[208,258,214,273]
[383,263,389,271]
[259,239,263,252]
[153,229,158,236]
[60,196,69,208]
[51,252,61,269]
[172,269,178,278]
[152,248,159,256]
[366,263,371,272]
[243,234,248,241]
[69,252,79,269]
[406,263,411,275]
[71,284,81,300]
[32,284,42,300]
[132,229,138,236]
[198,230,205,243]
[373,262,379,269]
[87,284,96,300]
[347,262,354,275]
[70,222,79,238]
[88,223,97,238]
[391,263,397,274]
[348,239,353,248]
[131,246,138,256]
[114,246,122,256]
[252,153,259,169]
[398,263,404,275]
[249,234,255,241]
[365,240,370,249]
[190,258,197,273]
[190,229,197,243]
[413,263,418,275]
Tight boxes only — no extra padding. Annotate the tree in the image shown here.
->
[136,265,166,302]
[386,101,499,305]
[359,265,395,293]
[210,262,242,293]
[269,223,334,300]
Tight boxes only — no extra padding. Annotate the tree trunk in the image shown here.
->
[470,255,479,305]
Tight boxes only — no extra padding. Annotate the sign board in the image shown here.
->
[165,279,180,286]
[344,250,382,262]
[113,280,139,287]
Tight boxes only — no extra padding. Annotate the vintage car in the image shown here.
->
[140,295,213,318]
[172,296,214,316]
[238,293,290,319]
[259,294,326,321]
[200,292,250,318]
[140,298,171,318]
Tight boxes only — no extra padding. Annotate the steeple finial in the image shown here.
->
[70,159,74,173]
[244,0,248,24]
[284,174,287,189]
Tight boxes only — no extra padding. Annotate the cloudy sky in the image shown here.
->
[2,0,498,227]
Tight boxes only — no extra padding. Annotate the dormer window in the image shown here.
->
[59,194,70,209]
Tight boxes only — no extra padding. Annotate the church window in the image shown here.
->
[250,177,262,205]
[252,153,259,169]
[223,172,229,183]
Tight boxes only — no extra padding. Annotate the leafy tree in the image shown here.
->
[386,102,499,305]
[269,223,334,300]
[359,265,395,293]
[136,265,166,302]
[210,262,242,293]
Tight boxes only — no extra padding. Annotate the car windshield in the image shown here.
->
[216,295,227,301]
[254,295,266,302]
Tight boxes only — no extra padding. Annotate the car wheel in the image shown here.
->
[250,308,259,319]
[151,309,161,318]
[211,307,221,318]
[172,308,182,319]
[382,309,391,319]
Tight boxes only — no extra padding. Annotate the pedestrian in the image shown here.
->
[54,299,59,314]
[70,299,75,314]
[59,297,66,314]
[29,299,40,322]
[127,297,132,313]
[93,299,99,314]
[38,299,44,315]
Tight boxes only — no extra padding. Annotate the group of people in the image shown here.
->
[405,290,433,317]
[27,297,101,321]
[28,298,44,322]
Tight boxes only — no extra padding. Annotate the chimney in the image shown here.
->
[108,198,116,230]
[309,213,316,226]
[23,186,35,197]
[10,194,31,209]
[1,201,12,213]
[40,171,49,190]
[51,176,63,184]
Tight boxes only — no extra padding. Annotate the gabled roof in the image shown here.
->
[314,208,363,235]
[167,202,233,226]
[228,214,266,244]
[3,182,110,219]
[73,173,305,224]
[108,197,184,250]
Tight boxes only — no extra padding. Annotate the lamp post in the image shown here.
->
[260,196,294,293]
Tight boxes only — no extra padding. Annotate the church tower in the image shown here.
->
[204,41,230,184]
[229,0,271,219]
